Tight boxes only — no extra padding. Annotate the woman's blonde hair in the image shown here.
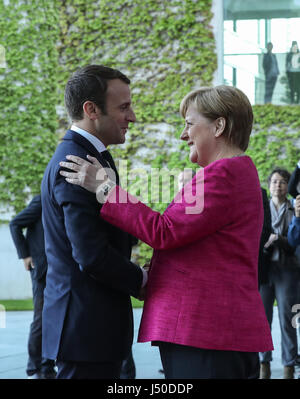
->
[180,85,253,151]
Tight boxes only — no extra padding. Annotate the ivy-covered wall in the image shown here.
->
[0,0,59,216]
[0,0,216,219]
[1,0,300,262]
[249,105,300,188]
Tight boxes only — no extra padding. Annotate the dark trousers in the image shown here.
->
[259,265,299,366]
[158,342,259,379]
[27,272,55,377]
[56,359,122,379]
[287,71,300,104]
[120,349,136,379]
[264,76,277,103]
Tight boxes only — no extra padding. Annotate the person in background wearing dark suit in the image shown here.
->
[258,188,272,288]
[259,169,300,379]
[263,42,279,104]
[41,65,147,379]
[9,195,56,379]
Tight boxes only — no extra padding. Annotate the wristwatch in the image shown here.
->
[96,179,116,203]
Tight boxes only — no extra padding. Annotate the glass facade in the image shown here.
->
[223,0,300,104]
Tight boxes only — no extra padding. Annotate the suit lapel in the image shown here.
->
[63,130,119,184]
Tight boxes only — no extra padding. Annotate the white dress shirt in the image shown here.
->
[71,125,106,153]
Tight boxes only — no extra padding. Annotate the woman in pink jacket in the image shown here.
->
[59,85,273,379]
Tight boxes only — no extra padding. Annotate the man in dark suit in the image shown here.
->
[41,65,146,379]
[263,42,279,103]
[9,195,56,379]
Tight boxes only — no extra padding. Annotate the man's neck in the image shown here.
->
[70,123,107,153]
[72,121,96,137]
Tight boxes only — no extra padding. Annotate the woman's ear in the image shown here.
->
[215,117,226,137]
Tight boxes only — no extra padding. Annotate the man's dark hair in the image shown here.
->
[64,65,130,121]
[267,168,291,186]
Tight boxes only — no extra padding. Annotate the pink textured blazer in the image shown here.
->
[101,156,273,352]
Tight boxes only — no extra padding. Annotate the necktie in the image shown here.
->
[101,150,119,185]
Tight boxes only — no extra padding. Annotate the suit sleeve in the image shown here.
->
[101,165,235,250]
[54,175,143,297]
[288,216,300,248]
[288,166,300,198]
[260,189,272,247]
[9,195,42,259]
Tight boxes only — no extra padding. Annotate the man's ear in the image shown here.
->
[83,101,101,121]
[215,117,226,137]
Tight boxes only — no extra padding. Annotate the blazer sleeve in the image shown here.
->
[288,216,300,248]
[9,195,42,259]
[288,166,300,198]
[54,175,143,297]
[101,164,235,250]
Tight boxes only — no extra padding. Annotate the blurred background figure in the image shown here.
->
[9,195,56,379]
[259,169,300,379]
[263,42,279,104]
[286,41,300,104]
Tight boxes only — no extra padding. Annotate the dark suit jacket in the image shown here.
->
[258,188,272,287]
[288,165,300,198]
[9,195,47,281]
[41,130,143,363]
[263,52,279,78]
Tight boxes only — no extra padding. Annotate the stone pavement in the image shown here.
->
[0,306,298,379]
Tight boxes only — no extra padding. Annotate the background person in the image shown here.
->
[263,42,279,104]
[259,169,300,379]
[286,41,300,104]
[9,195,56,379]
[60,85,273,379]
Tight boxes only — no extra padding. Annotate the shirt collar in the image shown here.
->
[70,124,107,154]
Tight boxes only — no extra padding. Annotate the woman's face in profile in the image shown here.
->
[180,105,217,167]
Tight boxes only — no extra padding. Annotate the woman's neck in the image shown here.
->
[215,145,244,161]
[272,196,286,209]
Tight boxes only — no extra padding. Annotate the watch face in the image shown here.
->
[103,184,109,195]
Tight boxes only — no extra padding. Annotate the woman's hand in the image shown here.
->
[264,233,278,249]
[295,195,300,217]
[59,155,108,193]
